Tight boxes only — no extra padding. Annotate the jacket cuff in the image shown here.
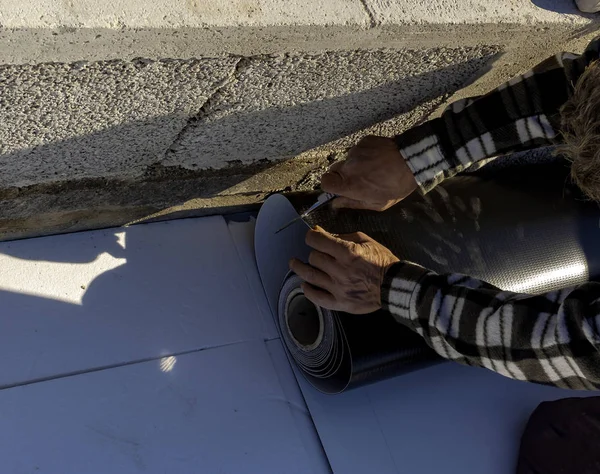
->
[394,122,449,194]
[381,261,428,324]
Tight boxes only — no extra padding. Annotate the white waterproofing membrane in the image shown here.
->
[2,163,599,472]
[0,216,329,474]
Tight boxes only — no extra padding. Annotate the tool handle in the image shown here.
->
[303,192,337,216]
[317,192,337,204]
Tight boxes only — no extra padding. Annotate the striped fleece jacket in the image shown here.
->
[382,36,600,390]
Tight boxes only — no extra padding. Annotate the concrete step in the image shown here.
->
[0,0,598,240]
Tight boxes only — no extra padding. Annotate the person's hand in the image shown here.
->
[289,226,399,314]
[321,135,418,211]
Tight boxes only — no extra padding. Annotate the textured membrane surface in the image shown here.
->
[257,163,600,393]
[255,162,600,473]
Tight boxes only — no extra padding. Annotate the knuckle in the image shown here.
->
[330,198,344,209]
[356,231,372,242]
[325,169,345,183]
[329,160,344,171]
[338,239,352,252]
[294,263,307,277]
[347,145,362,159]
[347,241,359,252]
[360,134,378,144]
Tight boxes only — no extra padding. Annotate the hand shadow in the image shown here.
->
[0,218,267,388]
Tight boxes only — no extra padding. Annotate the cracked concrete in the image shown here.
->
[0,57,239,187]
[0,47,498,191]
[0,95,445,241]
[0,0,595,63]
[0,1,597,240]
[162,46,500,171]
[359,0,379,28]
[0,33,595,241]
[164,55,254,159]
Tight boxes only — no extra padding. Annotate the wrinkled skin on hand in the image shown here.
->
[321,135,419,212]
[289,226,400,315]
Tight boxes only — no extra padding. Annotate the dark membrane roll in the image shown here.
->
[278,273,440,393]
[256,162,600,394]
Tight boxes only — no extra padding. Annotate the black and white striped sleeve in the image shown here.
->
[381,262,600,390]
[395,36,600,193]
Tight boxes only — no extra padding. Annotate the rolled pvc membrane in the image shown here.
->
[255,164,600,394]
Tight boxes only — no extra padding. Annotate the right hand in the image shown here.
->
[289,226,400,314]
[321,135,418,211]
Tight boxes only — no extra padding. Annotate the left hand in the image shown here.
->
[289,226,399,314]
[321,135,418,211]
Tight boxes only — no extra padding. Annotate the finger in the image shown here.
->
[321,169,349,196]
[289,258,333,291]
[305,227,353,259]
[301,282,339,310]
[308,250,339,275]
[331,196,377,210]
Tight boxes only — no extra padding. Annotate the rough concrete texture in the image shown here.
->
[1,24,597,65]
[0,47,498,190]
[0,29,598,241]
[163,46,500,171]
[0,58,238,187]
[0,0,368,28]
[367,0,592,24]
[0,1,596,64]
[0,1,597,240]
[0,0,592,29]
[0,97,450,242]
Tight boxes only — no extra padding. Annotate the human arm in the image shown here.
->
[322,36,600,206]
[291,227,600,390]
[397,36,600,193]
[382,262,600,390]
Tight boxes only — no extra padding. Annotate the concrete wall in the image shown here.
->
[0,0,598,240]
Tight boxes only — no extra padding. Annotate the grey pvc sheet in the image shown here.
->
[255,163,600,393]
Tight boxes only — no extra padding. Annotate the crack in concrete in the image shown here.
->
[162,54,256,160]
[293,163,327,191]
[358,0,379,28]
[292,151,346,191]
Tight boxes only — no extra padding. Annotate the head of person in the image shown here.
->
[559,60,600,201]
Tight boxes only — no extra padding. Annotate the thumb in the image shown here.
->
[331,197,373,210]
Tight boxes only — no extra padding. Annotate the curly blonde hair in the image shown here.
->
[558,60,600,201]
